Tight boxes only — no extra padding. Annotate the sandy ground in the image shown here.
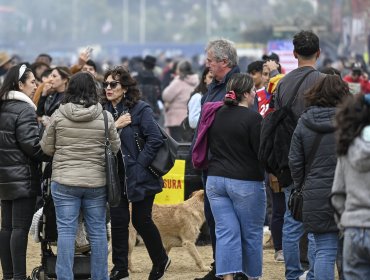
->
[0,236,286,279]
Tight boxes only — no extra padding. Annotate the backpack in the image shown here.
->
[258,69,315,187]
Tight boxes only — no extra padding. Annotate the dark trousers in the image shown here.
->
[0,197,36,280]
[109,195,167,273]
[270,190,285,251]
[202,171,216,266]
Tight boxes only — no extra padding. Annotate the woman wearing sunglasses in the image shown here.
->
[0,64,50,280]
[102,66,170,280]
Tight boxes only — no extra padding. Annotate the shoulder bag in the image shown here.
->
[134,124,179,177]
[102,110,121,207]
[288,131,323,221]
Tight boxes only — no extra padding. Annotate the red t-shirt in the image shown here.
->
[257,88,273,118]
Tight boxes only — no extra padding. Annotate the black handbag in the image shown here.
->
[134,124,179,177]
[288,131,323,221]
[102,110,121,207]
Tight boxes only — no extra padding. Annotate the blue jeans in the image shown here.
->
[283,185,315,280]
[206,176,265,278]
[51,182,108,280]
[313,232,338,280]
[343,228,370,280]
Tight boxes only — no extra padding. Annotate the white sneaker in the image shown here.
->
[274,250,284,262]
[299,271,308,280]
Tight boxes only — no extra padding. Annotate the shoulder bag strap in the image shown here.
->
[102,110,110,145]
[286,69,316,107]
[301,132,324,190]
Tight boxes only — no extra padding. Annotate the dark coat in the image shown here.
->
[36,91,64,117]
[106,101,164,202]
[289,106,338,233]
[201,66,240,105]
[0,92,49,200]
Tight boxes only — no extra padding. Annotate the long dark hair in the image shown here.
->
[304,75,349,107]
[62,72,98,108]
[191,67,211,97]
[0,64,33,105]
[224,73,254,106]
[103,66,141,109]
[336,94,370,156]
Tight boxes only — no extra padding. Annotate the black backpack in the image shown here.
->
[259,69,315,187]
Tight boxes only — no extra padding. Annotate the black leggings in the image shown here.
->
[109,195,167,272]
[0,197,36,280]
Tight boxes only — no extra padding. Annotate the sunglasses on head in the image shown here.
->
[103,81,120,89]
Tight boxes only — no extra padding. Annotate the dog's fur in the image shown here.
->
[128,190,210,272]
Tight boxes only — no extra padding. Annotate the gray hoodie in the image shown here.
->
[331,133,370,228]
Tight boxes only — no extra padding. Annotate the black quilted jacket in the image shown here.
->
[289,106,338,233]
[0,93,49,200]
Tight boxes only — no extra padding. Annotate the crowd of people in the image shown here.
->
[0,29,370,280]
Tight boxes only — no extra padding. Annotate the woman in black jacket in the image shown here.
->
[102,66,170,280]
[0,64,49,280]
[36,66,71,121]
[288,75,349,280]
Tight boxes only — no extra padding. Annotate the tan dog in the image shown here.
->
[128,190,210,272]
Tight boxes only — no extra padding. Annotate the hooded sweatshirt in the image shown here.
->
[40,103,120,188]
[331,130,370,228]
[289,106,338,233]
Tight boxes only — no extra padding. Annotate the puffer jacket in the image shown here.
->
[162,74,199,127]
[0,91,49,200]
[331,133,370,228]
[289,106,338,233]
[40,103,120,187]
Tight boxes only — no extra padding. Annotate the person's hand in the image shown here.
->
[42,82,53,96]
[78,47,91,66]
[264,60,279,72]
[115,113,131,129]
[41,115,51,127]
[363,72,369,81]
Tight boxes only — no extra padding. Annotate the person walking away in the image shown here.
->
[0,64,50,280]
[273,30,325,280]
[206,73,265,280]
[162,60,199,141]
[193,38,240,280]
[102,66,170,280]
[331,93,370,280]
[135,55,163,122]
[289,75,349,280]
[40,72,121,280]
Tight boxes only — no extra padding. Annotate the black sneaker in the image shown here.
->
[148,256,171,280]
[110,270,129,280]
[194,266,218,280]
[234,272,248,280]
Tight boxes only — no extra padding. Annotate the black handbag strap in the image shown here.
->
[286,69,316,107]
[102,110,110,146]
[300,132,323,190]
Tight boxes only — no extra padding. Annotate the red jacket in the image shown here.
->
[343,75,370,94]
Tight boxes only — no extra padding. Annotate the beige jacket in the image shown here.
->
[40,103,121,187]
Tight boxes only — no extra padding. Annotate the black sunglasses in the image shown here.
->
[103,81,120,89]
